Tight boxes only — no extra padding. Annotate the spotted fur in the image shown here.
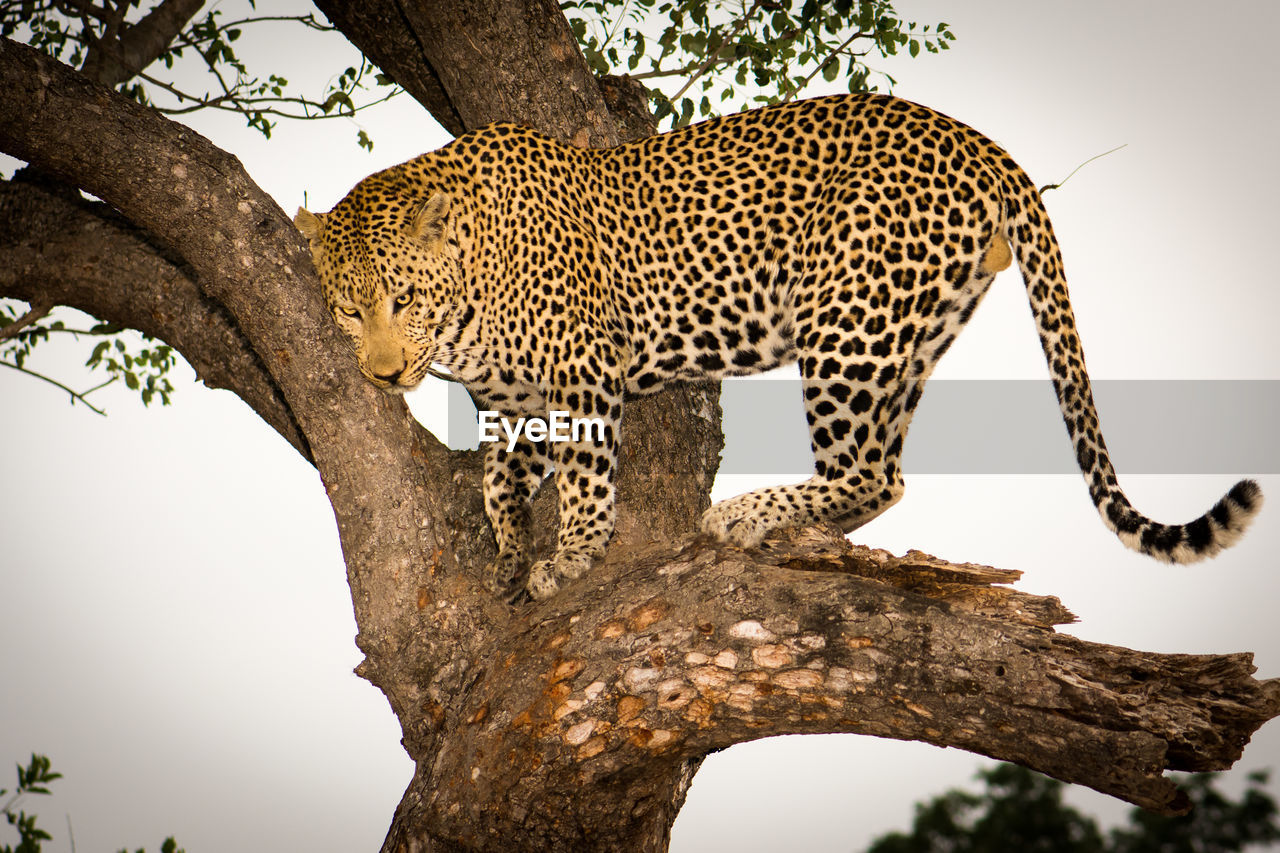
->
[295,94,1262,600]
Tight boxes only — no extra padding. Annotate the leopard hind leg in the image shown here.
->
[701,362,911,547]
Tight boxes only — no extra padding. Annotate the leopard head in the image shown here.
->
[295,188,460,391]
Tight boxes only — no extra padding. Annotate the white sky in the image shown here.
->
[2,2,1278,851]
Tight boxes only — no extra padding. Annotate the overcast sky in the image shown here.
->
[2,2,1278,851]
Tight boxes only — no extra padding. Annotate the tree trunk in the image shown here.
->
[0,5,1276,852]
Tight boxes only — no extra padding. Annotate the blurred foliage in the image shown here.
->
[0,0,396,149]
[865,763,1280,853]
[1,300,176,414]
[1,753,183,852]
[562,0,953,126]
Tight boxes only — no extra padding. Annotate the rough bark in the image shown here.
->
[315,0,618,147]
[0,172,308,457]
[1,6,1277,853]
[393,524,1279,849]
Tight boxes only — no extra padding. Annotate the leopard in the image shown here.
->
[294,93,1262,601]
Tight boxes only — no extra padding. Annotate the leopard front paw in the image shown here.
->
[527,560,560,600]
[482,548,530,603]
[525,550,597,600]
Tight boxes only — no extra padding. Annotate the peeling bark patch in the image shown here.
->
[728,682,768,711]
[656,679,694,710]
[628,597,670,632]
[729,620,776,643]
[796,634,827,651]
[774,669,824,690]
[713,650,738,669]
[422,699,445,729]
[551,658,584,683]
[648,729,675,749]
[628,727,655,747]
[685,698,713,726]
[564,719,596,745]
[576,736,608,761]
[690,666,734,691]
[596,619,627,639]
[554,699,584,720]
[623,666,660,693]
[617,695,646,723]
[752,644,794,668]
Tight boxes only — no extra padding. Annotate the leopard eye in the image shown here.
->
[335,305,361,319]
[393,288,415,308]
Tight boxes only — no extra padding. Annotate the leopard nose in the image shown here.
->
[373,367,404,385]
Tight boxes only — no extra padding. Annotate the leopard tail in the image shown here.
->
[1003,174,1262,563]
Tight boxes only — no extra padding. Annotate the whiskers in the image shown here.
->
[409,342,492,385]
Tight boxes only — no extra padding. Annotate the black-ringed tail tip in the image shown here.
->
[1101,479,1263,564]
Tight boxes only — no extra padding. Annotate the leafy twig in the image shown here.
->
[667,0,762,105]
[782,30,870,102]
[0,358,111,415]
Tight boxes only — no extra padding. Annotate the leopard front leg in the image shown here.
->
[525,385,622,600]
[481,432,551,601]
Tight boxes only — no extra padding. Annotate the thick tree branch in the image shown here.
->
[315,0,619,147]
[395,526,1280,848]
[0,174,309,457]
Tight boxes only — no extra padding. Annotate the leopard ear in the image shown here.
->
[409,192,450,250]
[294,207,324,242]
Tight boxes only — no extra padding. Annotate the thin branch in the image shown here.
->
[668,1,763,104]
[782,30,870,101]
[162,14,333,55]
[30,324,120,336]
[1040,144,1128,195]
[0,299,52,341]
[131,65,393,117]
[0,358,109,414]
[198,13,335,32]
